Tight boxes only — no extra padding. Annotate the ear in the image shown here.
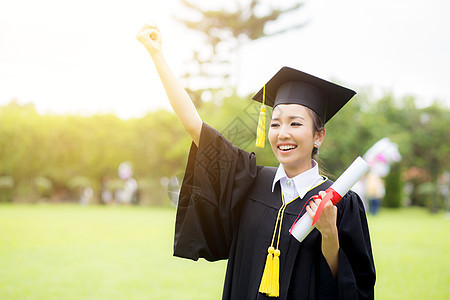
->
[314,128,326,147]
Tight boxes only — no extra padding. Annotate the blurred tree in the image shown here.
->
[319,93,371,178]
[0,93,448,207]
[176,0,306,106]
[403,101,450,211]
[384,163,403,208]
[0,176,14,202]
[0,101,44,201]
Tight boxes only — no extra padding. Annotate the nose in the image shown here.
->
[278,124,291,140]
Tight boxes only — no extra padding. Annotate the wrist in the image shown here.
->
[150,50,163,59]
[320,226,338,241]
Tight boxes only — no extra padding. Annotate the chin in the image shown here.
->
[278,157,297,168]
[277,153,311,170]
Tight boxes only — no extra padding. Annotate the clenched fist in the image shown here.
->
[136,24,162,56]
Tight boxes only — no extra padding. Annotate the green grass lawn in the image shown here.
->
[0,204,449,299]
[369,207,450,299]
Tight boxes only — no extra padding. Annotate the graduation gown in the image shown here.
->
[174,123,375,300]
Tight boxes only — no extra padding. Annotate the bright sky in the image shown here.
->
[1,0,449,119]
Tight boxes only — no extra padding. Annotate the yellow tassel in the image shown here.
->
[255,84,266,148]
[259,194,286,297]
[269,249,281,297]
[255,105,266,148]
[259,246,274,294]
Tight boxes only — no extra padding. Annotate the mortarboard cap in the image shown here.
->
[252,66,356,124]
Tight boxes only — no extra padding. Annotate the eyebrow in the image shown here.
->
[271,115,306,121]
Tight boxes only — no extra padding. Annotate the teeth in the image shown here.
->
[279,145,296,150]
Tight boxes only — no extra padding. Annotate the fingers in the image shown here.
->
[137,23,160,41]
[307,191,328,212]
[137,29,157,40]
[306,198,318,220]
[306,198,320,216]
[136,24,163,55]
[310,199,319,211]
[306,196,337,234]
[306,195,333,214]
[140,24,159,38]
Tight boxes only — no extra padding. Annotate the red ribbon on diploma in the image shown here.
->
[311,188,343,225]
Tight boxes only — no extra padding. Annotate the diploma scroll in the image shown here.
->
[290,156,371,243]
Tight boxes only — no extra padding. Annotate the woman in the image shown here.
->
[137,24,375,300]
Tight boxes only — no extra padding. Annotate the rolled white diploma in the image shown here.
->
[290,156,371,243]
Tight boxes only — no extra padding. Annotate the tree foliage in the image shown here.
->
[0,100,189,204]
[1,94,448,207]
[176,0,306,105]
[384,163,403,208]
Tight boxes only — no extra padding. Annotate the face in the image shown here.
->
[268,104,325,177]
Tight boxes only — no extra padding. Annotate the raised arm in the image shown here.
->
[136,24,202,146]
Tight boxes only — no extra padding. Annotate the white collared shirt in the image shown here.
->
[272,160,325,204]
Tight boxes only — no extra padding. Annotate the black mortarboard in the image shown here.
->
[252,66,356,124]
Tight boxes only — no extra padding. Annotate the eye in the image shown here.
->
[270,122,280,128]
[291,122,302,126]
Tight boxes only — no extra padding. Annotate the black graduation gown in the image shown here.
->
[174,123,375,300]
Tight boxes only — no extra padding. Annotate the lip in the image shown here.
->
[277,143,297,153]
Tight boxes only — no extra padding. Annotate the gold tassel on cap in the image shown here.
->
[255,84,266,148]
[259,193,288,297]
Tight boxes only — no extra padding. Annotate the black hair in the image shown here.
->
[305,107,325,161]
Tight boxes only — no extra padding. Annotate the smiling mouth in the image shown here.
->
[278,144,297,152]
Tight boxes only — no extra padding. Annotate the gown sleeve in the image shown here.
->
[173,122,257,262]
[332,190,376,299]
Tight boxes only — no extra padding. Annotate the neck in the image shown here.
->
[283,160,314,178]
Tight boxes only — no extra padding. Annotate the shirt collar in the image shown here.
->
[272,160,324,199]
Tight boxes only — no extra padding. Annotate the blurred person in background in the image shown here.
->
[365,172,385,215]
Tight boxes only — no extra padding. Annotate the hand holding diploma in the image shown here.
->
[306,191,338,238]
[290,156,371,243]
